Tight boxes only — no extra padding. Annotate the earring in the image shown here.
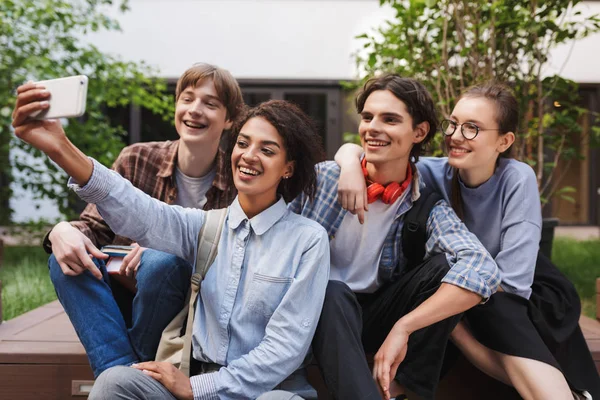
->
[283,175,289,179]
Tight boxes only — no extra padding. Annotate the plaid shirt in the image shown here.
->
[69,140,237,248]
[288,161,500,299]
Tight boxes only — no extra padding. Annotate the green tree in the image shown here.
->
[0,0,174,224]
[354,0,600,206]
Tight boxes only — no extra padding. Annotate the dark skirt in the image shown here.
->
[464,252,600,398]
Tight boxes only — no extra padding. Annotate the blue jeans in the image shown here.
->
[48,249,192,377]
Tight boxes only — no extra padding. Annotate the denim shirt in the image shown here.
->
[70,160,330,400]
[288,161,500,299]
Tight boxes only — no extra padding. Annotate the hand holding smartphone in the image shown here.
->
[31,75,88,119]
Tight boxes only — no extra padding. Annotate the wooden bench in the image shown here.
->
[0,301,94,399]
[0,299,599,399]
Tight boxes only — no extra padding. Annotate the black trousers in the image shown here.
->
[312,254,460,400]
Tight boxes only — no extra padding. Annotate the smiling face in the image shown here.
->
[445,96,514,185]
[174,79,232,146]
[358,90,428,182]
[231,116,295,213]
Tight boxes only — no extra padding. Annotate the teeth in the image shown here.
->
[240,167,260,176]
[451,147,470,153]
[184,121,206,129]
[367,140,388,147]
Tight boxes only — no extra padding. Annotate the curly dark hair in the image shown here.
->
[355,74,438,162]
[224,100,324,202]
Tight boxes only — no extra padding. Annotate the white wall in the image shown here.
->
[84,0,600,83]
[545,1,600,83]
[85,0,395,80]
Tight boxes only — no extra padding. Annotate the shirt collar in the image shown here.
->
[157,140,229,191]
[228,196,288,235]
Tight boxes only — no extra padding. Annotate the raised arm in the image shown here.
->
[190,229,330,399]
[12,82,202,264]
[12,82,105,277]
[334,143,368,223]
[70,160,203,264]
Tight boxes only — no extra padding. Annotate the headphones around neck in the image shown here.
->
[361,158,413,204]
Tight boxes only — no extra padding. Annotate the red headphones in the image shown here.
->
[361,158,413,204]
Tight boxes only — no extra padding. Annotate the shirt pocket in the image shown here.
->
[246,273,294,319]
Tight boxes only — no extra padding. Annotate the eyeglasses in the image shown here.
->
[440,119,502,140]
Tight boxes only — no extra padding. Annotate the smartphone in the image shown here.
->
[31,75,88,119]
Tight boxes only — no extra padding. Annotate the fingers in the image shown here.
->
[141,368,162,381]
[57,260,83,276]
[121,244,143,278]
[357,208,365,225]
[374,350,394,400]
[12,88,50,127]
[338,191,349,212]
[55,245,102,279]
[390,361,401,386]
[132,361,160,371]
[16,81,38,95]
[86,241,109,260]
[132,362,163,382]
[70,241,102,280]
[378,362,391,400]
[12,100,48,126]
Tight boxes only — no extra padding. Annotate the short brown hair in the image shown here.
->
[175,63,244,122]
[356,74,438,163]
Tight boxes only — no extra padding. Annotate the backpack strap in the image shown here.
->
[402,188,443,269]
[180,208,227,376]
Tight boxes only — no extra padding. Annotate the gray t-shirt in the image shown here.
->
[173,166,216,209]
[417,157,542,299]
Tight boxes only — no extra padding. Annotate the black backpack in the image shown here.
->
[401,188,443,269]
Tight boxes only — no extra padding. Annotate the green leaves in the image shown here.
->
[354,0,600,207]
[1,0,171,223]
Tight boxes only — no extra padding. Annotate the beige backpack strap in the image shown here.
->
[179,208,227,376]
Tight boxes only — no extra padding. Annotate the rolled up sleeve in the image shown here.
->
[425,200,500,299]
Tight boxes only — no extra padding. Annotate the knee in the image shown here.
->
[321,280,356,314]
[89,366,134,400]
[419,253,451,284]
[47,254,70,286]
[136,250,192,289]
[257,391,304,400]
[48,254,105,286]
[48,254,60,276]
